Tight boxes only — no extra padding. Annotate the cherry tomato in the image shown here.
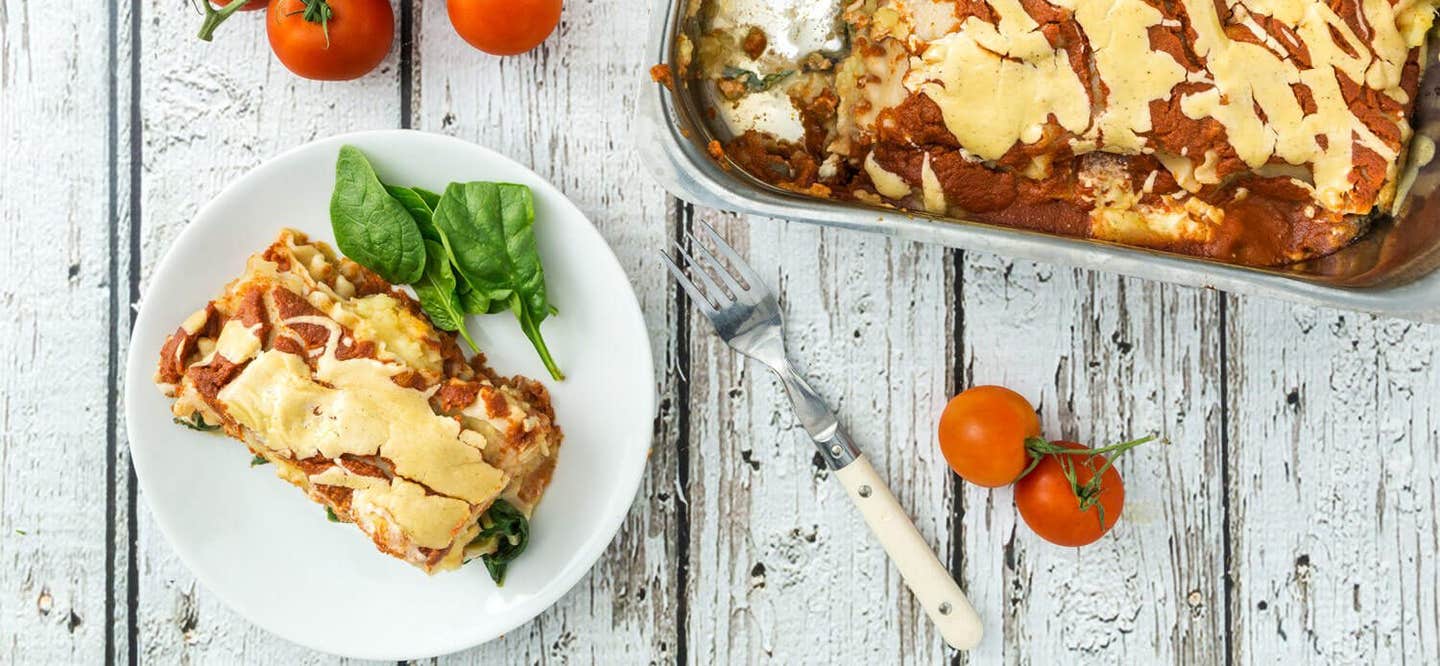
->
[268,0,393,81]
[447,0,562,56]
[937,386,1040,487]
[1015,441,1124,547]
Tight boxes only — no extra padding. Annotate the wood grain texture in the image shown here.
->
[132,1,402,662]
[958,255,1227,663]
[682,209,956,665]
[1227,299,1440,664]
[5,0,1440,660]
[413,0,681,662]
[112,0,138,662]
[0,0,117,662]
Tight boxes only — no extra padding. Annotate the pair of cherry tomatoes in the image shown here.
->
[203,0,562,81]
[938,386,1150,547]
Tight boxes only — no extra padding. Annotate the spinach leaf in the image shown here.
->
[469,500,530,585]
[721,66,793,92]
[391,183,494,314]
[433,182,563,380]
[414,240,481,353]
[456,283,491,314]
[330,146,426,285]
[174,412,220,432]
[325,506,342,523]
[496,185,563,379]
[250,454,269,467]
[386,185,441,241]
[413,187,441,210]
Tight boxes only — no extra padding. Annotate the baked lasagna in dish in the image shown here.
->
[691,0,1440,265]
[154,229,561,575]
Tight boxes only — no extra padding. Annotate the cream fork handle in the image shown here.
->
[834,454,983,651]
[772,365,983,650]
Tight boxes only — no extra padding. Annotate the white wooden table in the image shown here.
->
[4,1,1439,663]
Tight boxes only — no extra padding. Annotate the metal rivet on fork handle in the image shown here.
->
[939,602,952,615]
[858,485,872,498]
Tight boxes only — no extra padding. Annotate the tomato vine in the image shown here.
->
[1021,435,1159,526]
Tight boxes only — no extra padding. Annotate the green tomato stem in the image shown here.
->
[1018,434,1159,482]
[1024,434,1157,460]
[196,0,250,42]
[299,0,334,48]
[1020,434,1160,529]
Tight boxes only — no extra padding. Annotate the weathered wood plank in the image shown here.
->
[412,0,681,662]
[958,255,1227,663]
[0,0,119,662]
[112,0,138,662]
[682,210,955,665]
[132,1,402,661]
[1227,300,1440,663]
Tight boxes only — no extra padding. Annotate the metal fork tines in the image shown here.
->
[660,220,858,470]
[660,222,781,358]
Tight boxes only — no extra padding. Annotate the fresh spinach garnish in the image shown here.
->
[455,283,488,314]
[412,186,441,210]
[722,67,793,92]
[327,147,565,380]
[386,185,441,241]
[173,412,220,432]
[389,183,494,315]
[331,146,426,285]
[414,239,482,353]
[250,454,269,467]
[433,182,564,380]
[325,507,341,523]
[469,500,530,585]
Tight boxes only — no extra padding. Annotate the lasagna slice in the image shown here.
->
[154,229,561,574]
[698,0,1440,266]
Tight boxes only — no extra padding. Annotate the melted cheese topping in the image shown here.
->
[241,241,445,375]
[340,294,443,375]
[864,151,914,199]
[217,327,506,505]
[1069,0,1187,152]
[906,3,1090,161]
[1157,152,1202,193]
[1175,0,1410,210]
[212,319,262,364]
[920,153,947,214]
[851,0,1439,217]
[350,477,474,550]
[180,308,209,335]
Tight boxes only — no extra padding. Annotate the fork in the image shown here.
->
[661,221,983,651]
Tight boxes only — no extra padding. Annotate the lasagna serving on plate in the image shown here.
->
[690,0,1440,266]
[154,229,561,575]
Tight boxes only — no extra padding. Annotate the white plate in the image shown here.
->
[125,130,656,660]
